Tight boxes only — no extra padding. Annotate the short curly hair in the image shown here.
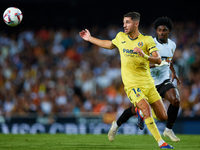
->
[153,17,173,31]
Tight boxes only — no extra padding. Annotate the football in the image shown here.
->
[3,7,23,26]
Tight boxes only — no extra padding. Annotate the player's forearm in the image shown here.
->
[169,61,176,74]
[88,36,115,49]
[134,48,161,64]
[146,51,161,64]
[147,56,161,64]
[149,62,156,68]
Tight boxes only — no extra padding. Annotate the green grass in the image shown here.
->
[0,134,200,150]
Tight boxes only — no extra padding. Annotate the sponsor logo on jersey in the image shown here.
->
[123,49,137,54]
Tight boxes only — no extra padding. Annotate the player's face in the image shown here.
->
[156,25,170,43]
[123,17,138,34]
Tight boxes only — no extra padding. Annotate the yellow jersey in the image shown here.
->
[112,32,159,95]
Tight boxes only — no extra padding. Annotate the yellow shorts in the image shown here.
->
[127,84,161,107]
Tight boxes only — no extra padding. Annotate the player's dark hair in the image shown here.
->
[124,12,140,22]
[153,17,173,31]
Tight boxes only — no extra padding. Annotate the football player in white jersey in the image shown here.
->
[108,17,181,142]
[150,17,181,142]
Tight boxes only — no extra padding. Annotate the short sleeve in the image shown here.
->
[172,42,176,55]
[146,36,159,54]
[171,41,176,60]
[112,32,121,48]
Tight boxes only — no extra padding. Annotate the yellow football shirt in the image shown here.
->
[112,32,159,95]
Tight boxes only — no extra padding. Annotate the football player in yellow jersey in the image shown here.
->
[79,12,173,149]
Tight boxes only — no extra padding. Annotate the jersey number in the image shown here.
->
[132,88,141,94]
[131,88,141,98]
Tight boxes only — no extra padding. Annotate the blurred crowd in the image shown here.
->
[0,21,200,118]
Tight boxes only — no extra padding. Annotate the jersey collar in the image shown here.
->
[156,37,168,45]
[128,33,141,41]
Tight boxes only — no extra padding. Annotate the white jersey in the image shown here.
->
[150,38,176,85]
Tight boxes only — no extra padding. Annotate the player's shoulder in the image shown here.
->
[168,38,176,45]
[140,33,154,40]
[114,31,126,38]
[168,38,176,48]
[153,37,157,42]
[140,34,155,45]
[140,33,151,37]
[115,31,127,39]
[117,31,125,36]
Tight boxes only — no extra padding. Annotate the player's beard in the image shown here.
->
[125,28,133,35]
[158,34,167,43]
[124,28,129,34]
[158,38,166,43]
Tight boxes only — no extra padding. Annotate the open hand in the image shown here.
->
[155,60,169,67]
[172,72,181,85]
[79,29,91,41]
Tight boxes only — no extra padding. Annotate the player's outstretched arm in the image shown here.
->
[79,29,116,50]
[133,47,161,64]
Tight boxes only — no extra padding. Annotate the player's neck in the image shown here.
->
[129,30,140,39]
[157,37,168,44]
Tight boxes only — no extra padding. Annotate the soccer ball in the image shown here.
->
[3,7,23,27]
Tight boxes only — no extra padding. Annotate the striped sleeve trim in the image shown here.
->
[149,46,156,50]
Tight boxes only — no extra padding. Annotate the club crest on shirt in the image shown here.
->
[136,93,140,97]
[138,42,143,47]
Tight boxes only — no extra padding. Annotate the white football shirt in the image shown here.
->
[150,38,176,85]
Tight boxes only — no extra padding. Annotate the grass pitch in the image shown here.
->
[0,134,200,150]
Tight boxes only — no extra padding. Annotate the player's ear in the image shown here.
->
[135,21,139,27]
